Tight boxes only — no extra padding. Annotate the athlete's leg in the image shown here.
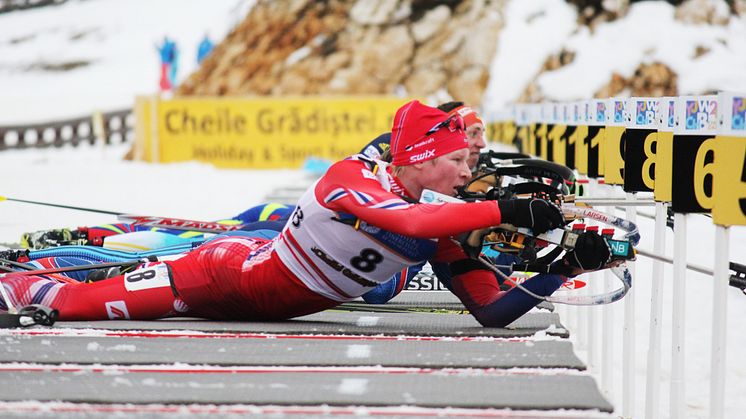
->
[169,236,337,321]
[232,203,292,224]
[0,264,181,320]
[27,256,98,282]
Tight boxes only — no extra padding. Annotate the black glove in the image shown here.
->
[564,232,611,271]
[458,228,491,259]
[497,198,565,235]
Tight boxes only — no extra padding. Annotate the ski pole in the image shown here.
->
[0,196,245,234]
[0,195,122,216]
[0,259,148,279]
[0,258,105,284]
[0,258,35,271]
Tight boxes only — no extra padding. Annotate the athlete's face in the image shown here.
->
[465,123,486,169]
[418,149,472,196]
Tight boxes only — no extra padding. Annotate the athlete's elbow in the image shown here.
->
[469,308,512,328]
[392,221,438,239]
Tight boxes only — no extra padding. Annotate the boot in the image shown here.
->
[20,228,88,249]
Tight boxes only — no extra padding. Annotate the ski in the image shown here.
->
[336,302,467,314]
[118,214,245,233]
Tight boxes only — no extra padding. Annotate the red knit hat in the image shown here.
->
[449,105,483,128]
[390,100,468,166]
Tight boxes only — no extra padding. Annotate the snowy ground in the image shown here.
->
[0,143,307,241]
[2,143,746,419]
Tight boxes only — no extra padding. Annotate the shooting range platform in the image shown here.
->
[0,291,613,418]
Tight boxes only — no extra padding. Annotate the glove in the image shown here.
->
[564,232,611,271]
[497,198,565,235]
[459,228,491,259]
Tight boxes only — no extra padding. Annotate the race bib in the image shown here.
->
[124,264,172,292]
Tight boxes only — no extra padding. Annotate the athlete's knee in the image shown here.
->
[0,274,66,312]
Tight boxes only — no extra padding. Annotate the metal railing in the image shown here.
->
[0,0,66,14]
[0,109,134,151]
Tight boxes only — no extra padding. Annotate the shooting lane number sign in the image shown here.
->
[671,95,719,213]
[712,92,746,226]
[623,97,660,193]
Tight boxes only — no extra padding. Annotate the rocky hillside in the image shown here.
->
[178,0,504,107]
[178,0,743,106]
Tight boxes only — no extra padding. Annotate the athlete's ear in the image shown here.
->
[410,161,429,171]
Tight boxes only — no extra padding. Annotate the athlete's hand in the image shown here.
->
[458,228,491,259]
[564,232,611,271]
[497,198,565,235]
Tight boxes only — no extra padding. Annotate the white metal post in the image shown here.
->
[644,201,668,419]
[601,199,615,398]
[588,264,601,372]
[567,291,577,342]
[577,274,588,351]
[622,192,637,418]
[586,272,600,372]
[585,179,599,371]
[710,225,729,419]
[670,212,688,419]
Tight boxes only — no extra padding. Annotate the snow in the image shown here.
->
[0,144,308,242]
[482,0,578,109]
[1,1,746,418]
[482,0,746,110]
[0,0,254,124]
[0,401,613,418]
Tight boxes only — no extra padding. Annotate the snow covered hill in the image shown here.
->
[0,0,253,124]
[482,0,746,109]
[2,0,745,124]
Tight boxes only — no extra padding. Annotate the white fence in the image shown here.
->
[0,109,133,151]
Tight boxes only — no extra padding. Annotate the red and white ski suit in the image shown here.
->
[1,155,565,326]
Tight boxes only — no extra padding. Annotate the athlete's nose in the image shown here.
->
[459,160,471,179]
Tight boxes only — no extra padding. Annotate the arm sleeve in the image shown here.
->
[362,263,424,304]
[318,160,503,239]
[433,239,568,328]
[452,268,567,327]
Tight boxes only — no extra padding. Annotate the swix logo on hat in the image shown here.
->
[391,100,468,166]
[105,300,130,319]
[409,149,436,163]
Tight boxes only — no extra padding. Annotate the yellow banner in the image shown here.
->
[135,96,409,169]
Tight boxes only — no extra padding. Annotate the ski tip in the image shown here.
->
[0,196,6,202]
